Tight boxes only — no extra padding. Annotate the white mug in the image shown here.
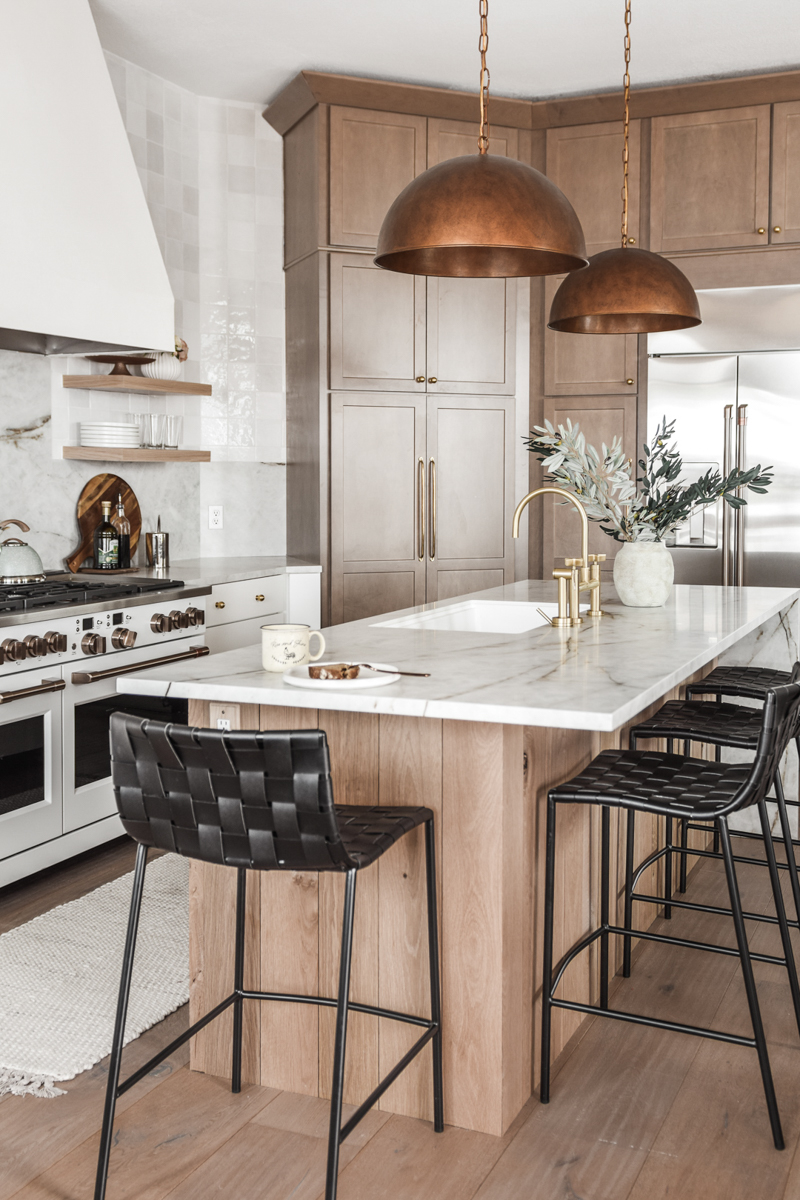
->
[262,623,326,673]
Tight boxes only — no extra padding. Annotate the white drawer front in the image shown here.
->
[206,614,282,653]
[208,575,286,626]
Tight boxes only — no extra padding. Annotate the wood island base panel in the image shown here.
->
[186,677,713,1138]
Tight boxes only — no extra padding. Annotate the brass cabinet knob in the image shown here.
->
[626,379,635,385]
[428,376,437,384]
[255,594,265,602]
[215,600,225,609]
[628,237,636,244]
[774,226,782,233]
[757,227,766,234]
[415,376,425,383]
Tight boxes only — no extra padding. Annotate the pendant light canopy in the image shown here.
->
[548,1,701,334]
[375,2,588,279]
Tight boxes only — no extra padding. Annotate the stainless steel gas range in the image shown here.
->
[0,575,210,886]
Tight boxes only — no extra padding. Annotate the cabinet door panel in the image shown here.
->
[330,107,427,248]
[427,118,519,166]
[331,393,426,624]
[330,254,426,391]
[426,277,515,395]
[540,395,637,581]
[544,278,638,396]
[650,107,770,252]
[426,396,515,602]
[546,120,640,256]
[771,101,800,244]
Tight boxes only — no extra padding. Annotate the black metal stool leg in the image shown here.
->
[623,808,635,978]
[325,868,358,1200]
[232,867,247,1093]
[94,844,150,1200]
[774,771,800,933]
[664,738,675,918]
[679,741,689,893]
[713,702,722,853]
[540,795,557,1104]
[424,819,444,1133]
[600,805,610,1009]
[758,797,800,1040]
[718,818,784,1151]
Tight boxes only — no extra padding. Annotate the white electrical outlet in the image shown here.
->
[208,505,223,529]
[216,718,231,732]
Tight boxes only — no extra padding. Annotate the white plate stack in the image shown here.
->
[80,422,141,448]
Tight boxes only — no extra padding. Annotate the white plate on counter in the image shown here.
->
[282,661,401,689]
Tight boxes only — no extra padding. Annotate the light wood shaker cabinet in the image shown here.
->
[427,117,519,166]
[543,121,639,396]
[330,393,515,622]
[329,106,427,247]
[649,106,771,252]
[771,101,800,244]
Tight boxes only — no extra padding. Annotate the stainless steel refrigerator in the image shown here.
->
[647,285,800,589]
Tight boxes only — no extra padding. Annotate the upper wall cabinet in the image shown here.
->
[771,101,800,245]
[545,120,640,256]
[543,281,637,396]
[427,118,519,166]
[329,106,427,248]
[426,277,516,395]
[650,106,771,253]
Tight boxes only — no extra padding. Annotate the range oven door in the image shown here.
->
[62,641,205,833]
[0,670,64,860]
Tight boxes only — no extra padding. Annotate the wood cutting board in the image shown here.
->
[66,473,142,573]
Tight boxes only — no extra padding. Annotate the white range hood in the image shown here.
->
[0,0,174,355]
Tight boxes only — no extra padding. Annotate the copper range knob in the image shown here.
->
[23,635,47,658]
[169,609,190,630]
[1,638,27,662]
[44,631,68,654]
[150,613,171,633]
[81,633,106,656]
[185,607,205,626]
[111,627,137,650]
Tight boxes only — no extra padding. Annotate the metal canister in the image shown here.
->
[145,516,169,568]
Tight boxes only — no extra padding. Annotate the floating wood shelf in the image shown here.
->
[62,375,212,397]
[62,447,211,462]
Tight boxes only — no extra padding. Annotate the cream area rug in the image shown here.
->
[0,853,189,1097]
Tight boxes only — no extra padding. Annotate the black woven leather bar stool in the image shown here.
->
[541,680,800,1151]
[94,713,443,1200]
[623,667,800,982]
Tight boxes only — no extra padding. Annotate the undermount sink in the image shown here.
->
[372,599,587,634]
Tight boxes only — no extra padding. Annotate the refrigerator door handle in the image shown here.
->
[735,404,748,586]
[722,404,734,586]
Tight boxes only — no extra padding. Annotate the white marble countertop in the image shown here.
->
[117,556,321,588]
[117,580,800,732]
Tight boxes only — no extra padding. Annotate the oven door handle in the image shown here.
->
[71,644,209,685]
[0,677,66,704]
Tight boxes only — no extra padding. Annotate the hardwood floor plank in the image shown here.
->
[11,1071,278,1200]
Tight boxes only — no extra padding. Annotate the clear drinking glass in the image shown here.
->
[163,415,183,448]
[141,414,165,448]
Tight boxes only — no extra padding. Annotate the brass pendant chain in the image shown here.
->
[478,0,490,154]
[621,0,632,247]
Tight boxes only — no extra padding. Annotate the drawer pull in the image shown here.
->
[255,594,265,602]
[215,601,226,609]
[0,677,65,705]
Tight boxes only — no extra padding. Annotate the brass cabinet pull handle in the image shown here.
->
[255,594,265,602]
[626,379,635,385]
[774,226,782,233]
[418,457,425,561]
[415,376,425,383]
[72,644,209,685]
[429,458,436,559]
[215,600,225,609]
[428,376,437,384]
[0,677,65,705]
[757,227,766,234]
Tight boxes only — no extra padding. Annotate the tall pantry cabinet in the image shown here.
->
[278,102,526,625]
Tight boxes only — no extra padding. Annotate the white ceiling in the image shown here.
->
[89,0,800,107]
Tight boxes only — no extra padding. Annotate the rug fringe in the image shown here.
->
[0,1068,66,1098]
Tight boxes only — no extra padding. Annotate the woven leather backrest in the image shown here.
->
[110,712,356,872]
[736,676,800,812]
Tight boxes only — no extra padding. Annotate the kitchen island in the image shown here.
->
[117,580,800,1136]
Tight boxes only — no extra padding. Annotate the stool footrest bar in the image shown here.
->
[549,997,758,1048]
[629,891,797,932]
[239,989,433,1028]
[117,992,236,1097]
[606,922,785,966]
[338,1026,437,1143]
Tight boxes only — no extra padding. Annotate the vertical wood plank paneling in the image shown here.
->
[258,704,321,1094]
[376,714,443,1120]
[501,724,531,1131]
[317,710,381,1104]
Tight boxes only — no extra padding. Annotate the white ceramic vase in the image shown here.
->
[141,353,181,381]
[613,541,674,607]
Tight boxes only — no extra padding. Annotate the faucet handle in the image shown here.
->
[588,553,607,564]
[563,557,584,568]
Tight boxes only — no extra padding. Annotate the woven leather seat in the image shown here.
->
[96,715,443,1200]
[687,665,792,701]
[629,699,763,750]
[550,747,750,816]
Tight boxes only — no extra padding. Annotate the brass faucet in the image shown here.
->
[511,486,604,627]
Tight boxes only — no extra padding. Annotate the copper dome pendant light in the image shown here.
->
[375,2,588,278]
[548,1,701,333]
